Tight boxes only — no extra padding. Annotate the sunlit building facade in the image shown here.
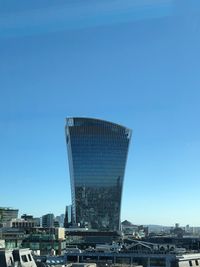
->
[65,117,131,231]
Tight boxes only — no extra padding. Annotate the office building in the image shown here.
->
[33,217,41,227]
[64,205,72,228]
[22,227,66,255]
[42,214,54,228]
[55,214,65,227]
[0,207,18,227]
[11,218,36,229]
[65,117,131,231]
[21,214,33,221]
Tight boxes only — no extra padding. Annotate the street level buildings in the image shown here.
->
[65,117,132,231]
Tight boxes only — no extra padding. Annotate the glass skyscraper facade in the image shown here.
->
[65,118,132,231]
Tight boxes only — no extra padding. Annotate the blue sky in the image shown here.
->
[0,0,200,226]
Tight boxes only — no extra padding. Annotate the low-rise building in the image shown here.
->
[0,228,25,249]
[22,227,66,256]
[11,219,36,229]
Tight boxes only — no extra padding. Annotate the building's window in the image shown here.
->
[150,258,165,267]
[21,255,28,262]
[195,260,199,266]
[28,254,32,261]
[9,257,13,264]
[189,261,193,266]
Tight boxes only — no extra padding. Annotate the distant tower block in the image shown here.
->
[175,223,180,228]
[65,117,132,231]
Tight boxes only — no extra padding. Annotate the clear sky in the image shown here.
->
[0,0,200,226]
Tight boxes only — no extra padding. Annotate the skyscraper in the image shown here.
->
[64,205,72,228]
[65,117,132,231]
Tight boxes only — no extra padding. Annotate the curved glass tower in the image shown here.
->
[65,117,132,231]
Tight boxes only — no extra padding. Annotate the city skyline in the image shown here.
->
[1,0,200,226]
